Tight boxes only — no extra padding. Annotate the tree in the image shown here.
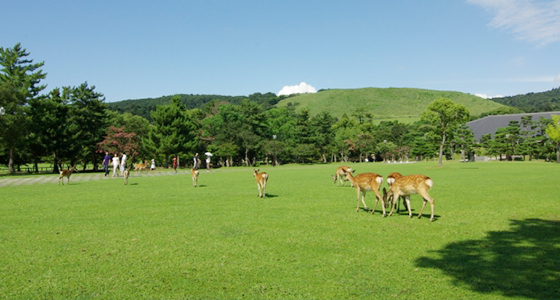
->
[28,88,73,173]
[421,98,470,167]
[67,82,108,170]
[145,96,196,167]
[545,115,560,163]
[0,44,46,173]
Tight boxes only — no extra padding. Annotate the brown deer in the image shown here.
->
[253,169,269,198]
[134,160,148,172]
[384,174,435,221]
[58,167,76,185]
[332,166,354,187]
[123,167,131,185]
[344,171,386,215]
[191,168,199,187]
[387,172,407,212]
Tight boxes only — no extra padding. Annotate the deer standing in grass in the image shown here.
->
[123,167,131,185]
[253,169,268,198]
[386,172,408,212]
[332,166,354,187]
[384,174,435,221]
[344,171,386,215]
[191,168,199,187]
[58,167,76,185]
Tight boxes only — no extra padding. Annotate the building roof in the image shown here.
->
[467,111,560,141]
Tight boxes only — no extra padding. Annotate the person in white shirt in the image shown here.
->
[120,152,127,174]
[112,153,120,177]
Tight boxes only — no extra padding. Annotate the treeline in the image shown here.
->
[108,93,291,121]
[3,43,560,174]
[491,87,560,113]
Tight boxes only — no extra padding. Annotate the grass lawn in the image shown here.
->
[0,161,559,299]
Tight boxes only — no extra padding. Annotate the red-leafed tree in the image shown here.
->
[98,126,141,160]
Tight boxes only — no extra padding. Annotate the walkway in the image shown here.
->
[0,169,193,187]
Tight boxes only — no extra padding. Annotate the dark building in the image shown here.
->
[467,111,560,141]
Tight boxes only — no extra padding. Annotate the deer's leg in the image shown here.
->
[405,196,412,218]
[388,192,399,216]
[418,192,435,221]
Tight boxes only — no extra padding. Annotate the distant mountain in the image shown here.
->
[107,87,511,122]
[489,87,560,113]
[276,87,506,122]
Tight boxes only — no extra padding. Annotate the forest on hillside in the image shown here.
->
[108,93,290,121]
[491,87,560,113]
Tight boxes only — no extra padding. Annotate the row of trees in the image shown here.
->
[2,44,560,174]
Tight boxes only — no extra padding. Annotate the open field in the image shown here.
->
[1,161,559,299]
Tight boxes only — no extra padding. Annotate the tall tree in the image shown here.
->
[67,82,108,170]
[545,115,560,163]
[421,98,470,167]
[28,88,73,173]
[0,43,46,173]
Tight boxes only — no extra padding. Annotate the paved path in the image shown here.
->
[0,169,194,187]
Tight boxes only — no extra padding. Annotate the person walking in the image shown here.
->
[205,156,211,172]
[112,153,120,177]
[150,159,156,173]
[193,153,199,169]
[120,152,127,174]
[102,151,111,176]
[172,157,178,173]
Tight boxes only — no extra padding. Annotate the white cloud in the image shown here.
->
[277,82,317,96]
[475,93,504,99]
[555,74,560,83]
[468,0,560,46]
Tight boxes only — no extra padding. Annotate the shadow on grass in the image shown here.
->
[416,219,560,299]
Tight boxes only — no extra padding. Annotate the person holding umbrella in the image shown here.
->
[205,152,212,172]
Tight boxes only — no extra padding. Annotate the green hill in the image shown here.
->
[489,87,560,112]
[277,87,506,122]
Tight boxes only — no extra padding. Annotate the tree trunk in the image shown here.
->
[438,133,446,167]
[8,147,15,174]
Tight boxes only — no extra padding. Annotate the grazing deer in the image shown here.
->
[191,168,199,187]
[344,171,385,215]
[58,167,76,185]
[384,174,435,221]
[387,172,408,212]
[332,166,354,187]
[253,169,269,198]
[123,167,131,185]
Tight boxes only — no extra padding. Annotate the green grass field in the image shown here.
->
[1,161,559,299]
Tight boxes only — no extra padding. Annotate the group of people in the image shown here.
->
[192,153,211,171]
[102,152,210,176]
[102,151,127,177]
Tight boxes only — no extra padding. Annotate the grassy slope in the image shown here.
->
[276,87,505,121]
[1,162,559,299]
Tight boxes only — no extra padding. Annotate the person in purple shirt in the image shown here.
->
[102,151,111,176]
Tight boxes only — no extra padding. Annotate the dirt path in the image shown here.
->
[0,169,191,187]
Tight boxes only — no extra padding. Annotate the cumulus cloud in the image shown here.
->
[277,82,317,96]
[467,0,560,46]
[475,93,504,99]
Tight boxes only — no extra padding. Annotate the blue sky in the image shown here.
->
[3,0,560,102]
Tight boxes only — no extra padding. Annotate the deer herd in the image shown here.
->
[57,163,435,221]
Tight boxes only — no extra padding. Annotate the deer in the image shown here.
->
[123,167,131,185]
[191,168,199,187]
[253,169,269,198]
[58,167,76,185]
[332,166,355,187]
[384,174,435,221]
[134,160,148,172]
[344,171,386,215]
[386,172,408,212]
